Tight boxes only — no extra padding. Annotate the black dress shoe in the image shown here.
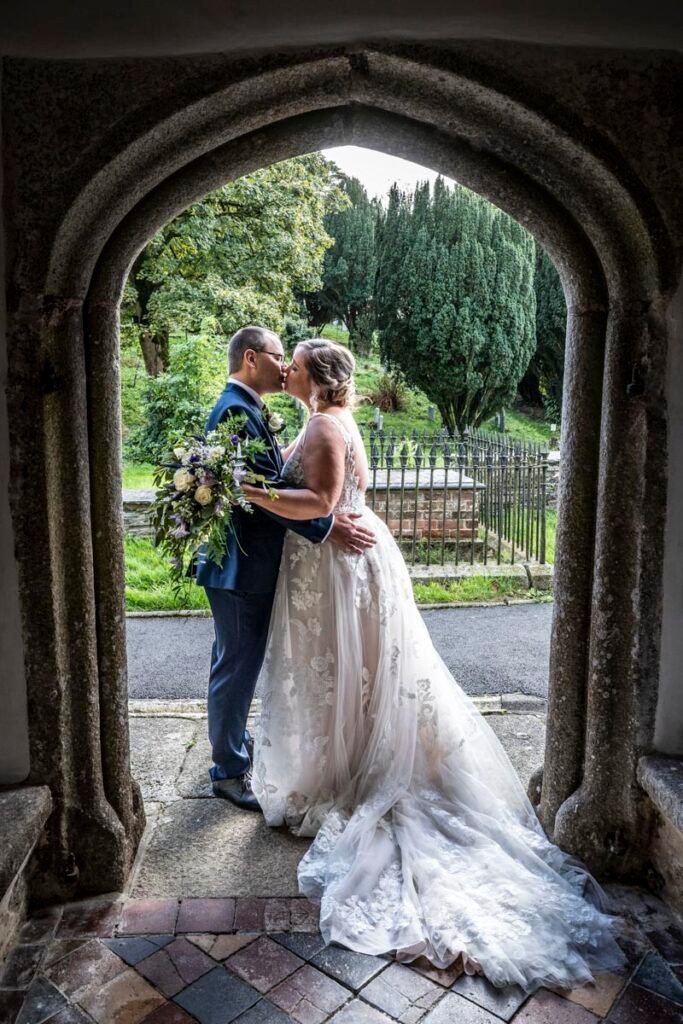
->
[212,771,260,811]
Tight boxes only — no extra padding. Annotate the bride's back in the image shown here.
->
[326,410,369,493]
[284,409,369,515]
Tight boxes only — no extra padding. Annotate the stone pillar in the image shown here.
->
[553,303,664,876]
[7,295,144,901]
[655,273,683,755]
[86,295,145,848]
[536,306,606,836]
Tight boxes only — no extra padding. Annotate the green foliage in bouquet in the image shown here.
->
[151,418,278,586]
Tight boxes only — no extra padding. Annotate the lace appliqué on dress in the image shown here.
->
[251,411,627,993]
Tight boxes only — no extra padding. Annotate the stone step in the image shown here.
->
[0,786,53,959]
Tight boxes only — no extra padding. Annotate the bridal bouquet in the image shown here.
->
[151,418,277,583]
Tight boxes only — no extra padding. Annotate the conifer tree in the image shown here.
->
[376,179,537,434]
[518,245,567,419]
[300,174,377,352]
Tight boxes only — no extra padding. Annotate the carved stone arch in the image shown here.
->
[47,52,665,301]
[17,51,669,897]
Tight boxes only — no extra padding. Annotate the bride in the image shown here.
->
[243,338,626,993]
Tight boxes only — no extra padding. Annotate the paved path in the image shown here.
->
[126,603,552,700]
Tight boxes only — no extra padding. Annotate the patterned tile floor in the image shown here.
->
[2,894,683,1024]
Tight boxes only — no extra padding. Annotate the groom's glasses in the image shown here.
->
[257,348,286,365]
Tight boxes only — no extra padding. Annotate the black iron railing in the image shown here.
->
[278,425,548,566]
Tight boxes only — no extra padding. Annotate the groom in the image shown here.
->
[196,325,376,809]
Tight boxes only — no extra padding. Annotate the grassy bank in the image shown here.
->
[412,576,546,604]
[123,462,156,489]
[125,536,553,612]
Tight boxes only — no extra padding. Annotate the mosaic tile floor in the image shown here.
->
[2,894,683,1023]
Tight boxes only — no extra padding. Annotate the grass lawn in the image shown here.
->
[483,409,557,445]
[544,509,557,564]
[414,576,528,604]
[124,535,554,612]
[125,536,210,611]
[320,324,350,343]
[122,462,156,489]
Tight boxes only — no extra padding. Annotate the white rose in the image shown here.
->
[269,413,285,431]
[173,446,187,460]
[173,468,194,492]
[209,445,225,458]
[195,485,214,506]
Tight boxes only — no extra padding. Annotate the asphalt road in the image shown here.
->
[126,603,552,701]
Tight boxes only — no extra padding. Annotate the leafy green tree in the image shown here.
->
[518,245,567,420]
[300,174,377,352]
[123,155,347,375]
[375,179,537,434]
[125,334,225,462]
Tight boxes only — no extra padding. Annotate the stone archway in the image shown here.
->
[6,49,672,899]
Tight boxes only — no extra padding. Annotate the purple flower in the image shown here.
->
[189,453,201,463]
[198,471,216,487]
[231,434,241,445]
[171,522,190,539]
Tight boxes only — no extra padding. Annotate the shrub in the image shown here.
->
[282,315,315,347]
[370,372,407,412]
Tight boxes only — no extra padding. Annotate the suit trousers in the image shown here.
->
[204,586,276,780]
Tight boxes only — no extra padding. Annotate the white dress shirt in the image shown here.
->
[228,376,264,409]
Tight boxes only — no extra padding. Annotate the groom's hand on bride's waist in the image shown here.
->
[328,513,376,554]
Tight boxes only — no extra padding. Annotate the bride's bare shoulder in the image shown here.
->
[303,413,348,454]
[308,412,346,434]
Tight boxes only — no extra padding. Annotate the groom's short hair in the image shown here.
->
[228,326,278,373]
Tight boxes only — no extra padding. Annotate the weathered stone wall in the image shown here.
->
[545,452,561,511]
[638,758,683,921]
[656,273,683,756]
[123,485,480,542]
[0,63,30,786]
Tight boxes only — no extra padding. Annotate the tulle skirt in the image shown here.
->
[252,508,626,992]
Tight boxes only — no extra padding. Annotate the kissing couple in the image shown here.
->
[196,324,626,991]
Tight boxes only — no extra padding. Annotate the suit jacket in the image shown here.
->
[195,381,332,593]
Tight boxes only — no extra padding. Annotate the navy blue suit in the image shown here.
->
[197,381,332,780]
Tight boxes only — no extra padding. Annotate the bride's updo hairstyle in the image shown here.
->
[296,338,357,409]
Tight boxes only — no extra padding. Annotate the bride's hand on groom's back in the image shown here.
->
[329,513,376,554]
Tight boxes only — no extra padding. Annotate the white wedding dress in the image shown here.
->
[252,413,626,993]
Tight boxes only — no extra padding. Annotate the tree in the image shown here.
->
[518,245,567,420]
[375,179,537,434]
[125,333,226,462]
[122,155,347,375]
[300,173,377,352]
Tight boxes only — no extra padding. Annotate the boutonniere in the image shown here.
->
[262,403,285,434]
